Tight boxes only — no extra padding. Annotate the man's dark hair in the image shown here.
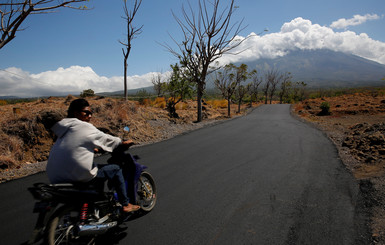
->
[67,99,90,118]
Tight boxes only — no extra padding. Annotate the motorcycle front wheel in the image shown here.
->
[137,171,157,212]
[46,205,95,245]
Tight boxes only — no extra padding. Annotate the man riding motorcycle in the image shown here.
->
[46,98,140,213]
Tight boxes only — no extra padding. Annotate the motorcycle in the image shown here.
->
[26,132,157,245]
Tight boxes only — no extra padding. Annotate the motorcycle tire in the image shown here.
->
[46,205,96,245]
[137,171,157,212]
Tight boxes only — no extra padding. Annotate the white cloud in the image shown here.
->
[330,14,382,29]
[219,17,385,66]
[0,66,161,98]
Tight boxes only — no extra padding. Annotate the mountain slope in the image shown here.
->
[242,49,385,87]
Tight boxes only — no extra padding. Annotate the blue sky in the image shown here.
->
[0,0,384,97]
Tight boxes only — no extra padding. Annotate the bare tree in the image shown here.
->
[234,84,248,113]
[262,78,270,105]
[214,64,236,117]
[278,71,292,104]
[265,69,281,104]
[119,0,143,100]
[292,81,307,102]
[247,69,260,106]
[0,0,89,50]
[164,0,245,122]
[152,72,164,97]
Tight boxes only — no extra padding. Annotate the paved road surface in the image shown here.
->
[0,104,370,244]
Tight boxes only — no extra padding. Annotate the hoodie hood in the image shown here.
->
[51,118,79,138]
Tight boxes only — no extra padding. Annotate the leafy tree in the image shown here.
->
[0,0,89,50]
[162,64,194,118]
[80,89,95,98]
[215,63,251,117]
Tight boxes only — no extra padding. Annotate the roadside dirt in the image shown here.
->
[294,90,385,244]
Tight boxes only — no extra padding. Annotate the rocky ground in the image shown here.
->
[1,90,385,243]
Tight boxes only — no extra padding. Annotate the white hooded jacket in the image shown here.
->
[46,118,122,184]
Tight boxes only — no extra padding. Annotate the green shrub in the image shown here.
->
[80,89,95,98]
[319,101,331,116]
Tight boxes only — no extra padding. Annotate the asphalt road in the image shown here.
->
[0,104,371,244]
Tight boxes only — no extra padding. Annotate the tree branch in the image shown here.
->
[0,0,90,50]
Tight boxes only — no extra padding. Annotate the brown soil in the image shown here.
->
[293,90,385,244]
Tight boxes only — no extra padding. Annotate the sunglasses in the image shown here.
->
[81,110,93,116]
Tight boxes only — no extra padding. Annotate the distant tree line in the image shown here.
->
[213,63,307,117]
[150,62,307,118]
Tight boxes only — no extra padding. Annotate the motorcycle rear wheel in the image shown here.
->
[46,205,96,245]
[137,171,157,212]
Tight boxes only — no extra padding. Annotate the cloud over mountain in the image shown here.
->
[1,16,384,97]
[219,17,385,66]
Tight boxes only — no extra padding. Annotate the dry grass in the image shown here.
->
[206,99,228,109]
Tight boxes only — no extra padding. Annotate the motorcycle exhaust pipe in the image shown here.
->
[76,221,118,236]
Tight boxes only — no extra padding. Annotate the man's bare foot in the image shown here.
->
[123,203,140,212]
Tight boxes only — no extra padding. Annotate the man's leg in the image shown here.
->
[96,164,139,212]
